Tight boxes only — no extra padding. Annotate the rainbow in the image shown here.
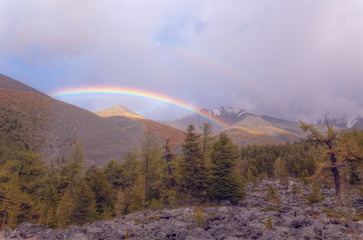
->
[51,86,227,128]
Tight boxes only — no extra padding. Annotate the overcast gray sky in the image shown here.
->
[1,0,363,121]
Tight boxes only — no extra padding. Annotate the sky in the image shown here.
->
[1,0,363,122]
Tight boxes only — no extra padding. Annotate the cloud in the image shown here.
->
[1,0,363,121]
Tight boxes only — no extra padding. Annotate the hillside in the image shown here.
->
[95,105,185,148]
[220,115,303,146]
[0,75,143,166]
[163,107,305,146]
[0,73,48,97]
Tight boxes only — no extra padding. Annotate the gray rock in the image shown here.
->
[9,222,53,239]
[4,227,12,238]
[186,227,214,240]
[68,232,89,240]
[260,230,287,240]
[7,180,363,240]
[289,215,312,228]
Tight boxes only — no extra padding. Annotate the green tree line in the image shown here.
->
[0,121,362,230]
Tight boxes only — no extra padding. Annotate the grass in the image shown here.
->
[262,205,282,212]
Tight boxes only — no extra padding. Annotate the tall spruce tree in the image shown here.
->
[179,124,208,203]
[208,133,244,203]
[160,139,177,206]
[141,128,162,203]
[200,122,213,163]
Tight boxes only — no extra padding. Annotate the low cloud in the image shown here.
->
[1,0,363,121]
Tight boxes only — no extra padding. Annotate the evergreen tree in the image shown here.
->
[208,133,244,203]
[274,157,289,185]
[104,160,126,189]
[179,125,208,203]
[85,167,114,219]
[160,139,177,206]
[72,181,97,225]
[122,152,141,188]
[141,128,162,203]
[57,189,75,228]
[200,122,213,164]
[125,179,145,213]
[58,142,84,193]
[0,133,46,228]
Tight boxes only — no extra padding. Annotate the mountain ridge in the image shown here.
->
[0,73,49,97]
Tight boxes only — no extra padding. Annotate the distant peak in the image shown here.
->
[198,106,247,117]
[95,105,144,119]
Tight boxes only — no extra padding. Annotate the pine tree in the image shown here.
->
[57,189,75,228]
[200,122,213,164]
[160,139,177,206]
[58,142,84,192]
[104,160,126,189]
[274,157,289,185]
[179,125,208,203]
[208,133,244,203]
[85,168,114,219]
[125,179,145,213]
[72,181,97,225]
[140,128,162,203]
[122,152,141,188]
[0,146,46,228]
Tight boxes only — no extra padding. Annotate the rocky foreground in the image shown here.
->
[2,181,363,240]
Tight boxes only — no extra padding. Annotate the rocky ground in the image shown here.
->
[2,181,363,240]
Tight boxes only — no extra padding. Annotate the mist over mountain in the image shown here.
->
[316,115,363,129]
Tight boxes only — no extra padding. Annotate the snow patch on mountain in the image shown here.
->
[206,106,247,117]
[347,118,358,128]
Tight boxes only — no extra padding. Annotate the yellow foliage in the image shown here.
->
[192,208,207,228]
[265,217,274,230]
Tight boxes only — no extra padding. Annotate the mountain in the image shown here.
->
[317,116,363,130]
[95,105,185,148]
[0,74,139,166]
[221,114,304,146]
[162,106,249,133]
[163,106,305,146]
[0,73,48,97]
[95,105,144,119]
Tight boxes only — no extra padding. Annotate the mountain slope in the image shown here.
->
[162,106,249,133]
[95,105,185,148]
[221,115,303,146]
[163,106,305,146]
[95,105,144,119]
[0,76,138,166]
[0,73,48,97]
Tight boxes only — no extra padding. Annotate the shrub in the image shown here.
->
[265,217,274,230]
[192,208,207,228]
[265,185,279,203]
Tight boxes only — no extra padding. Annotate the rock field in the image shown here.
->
[2,181,363,240]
